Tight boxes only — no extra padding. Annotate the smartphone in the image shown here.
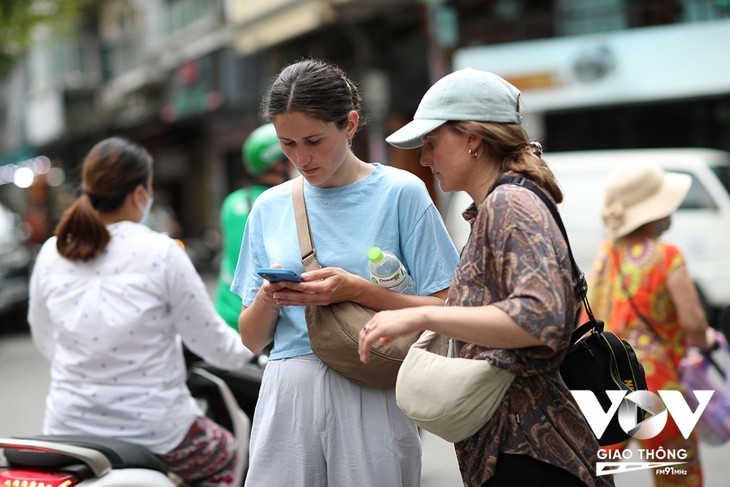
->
[256,268,303,283]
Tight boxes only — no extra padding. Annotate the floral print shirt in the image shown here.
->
[449,177,613,487]
[587,238,687,383]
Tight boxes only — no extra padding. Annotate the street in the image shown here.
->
[5,332,730,486]
[0,330,463,486]
[0,270,464,485]
[1,272,728,486]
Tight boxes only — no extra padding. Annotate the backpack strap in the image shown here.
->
[570,319,604,344]
[494,175,588,306]
[600,331,645,392]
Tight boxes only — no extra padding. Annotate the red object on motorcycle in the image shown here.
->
[0,467,83,486]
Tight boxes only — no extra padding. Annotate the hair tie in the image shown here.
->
[529,141,543,157]
[81,189,100,209]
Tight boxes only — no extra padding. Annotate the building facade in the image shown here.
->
[1,0,728,248]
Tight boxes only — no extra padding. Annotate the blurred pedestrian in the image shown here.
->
[231,58,460,487]
[586,161,715,487]
[359,68,611,486]
[215,123,290,330]
[28,136,254,486]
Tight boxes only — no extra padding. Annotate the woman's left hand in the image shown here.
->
[358,308,427,363]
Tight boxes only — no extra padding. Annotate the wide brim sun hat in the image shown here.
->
[386,68,522,150]
[602,161,691,238]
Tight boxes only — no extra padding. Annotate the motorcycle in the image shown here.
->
[0,355,266,487]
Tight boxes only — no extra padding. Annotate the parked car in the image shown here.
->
[443,148,730,322]
[0,201,31,332]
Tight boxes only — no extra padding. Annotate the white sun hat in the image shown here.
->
[602,161,691,238]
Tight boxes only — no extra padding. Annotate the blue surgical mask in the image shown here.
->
[139,188,154,225]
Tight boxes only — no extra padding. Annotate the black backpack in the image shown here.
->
[496,175,648,446]
[560,318,648,445]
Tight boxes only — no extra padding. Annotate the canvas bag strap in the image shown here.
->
[292,177,321,272]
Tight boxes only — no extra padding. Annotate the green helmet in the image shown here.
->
[243,123,285,175]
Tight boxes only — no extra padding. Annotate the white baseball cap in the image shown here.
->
[386,68,522,150]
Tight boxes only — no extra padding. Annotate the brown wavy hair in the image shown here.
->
[55,137,152,261]
[448,121,563,203]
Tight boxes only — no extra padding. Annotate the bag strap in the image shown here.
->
[493,175,598,340]
[291,177,321,272]
[600,330,644,391]
[495,175,584,295]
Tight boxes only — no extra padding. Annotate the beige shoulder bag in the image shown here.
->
[395,329,515,442]
[292,177,418,389]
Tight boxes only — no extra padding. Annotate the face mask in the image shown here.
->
[138,188,154,225]
[653,217,671,236]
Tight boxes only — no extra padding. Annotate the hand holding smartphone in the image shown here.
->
[256,268,302,283]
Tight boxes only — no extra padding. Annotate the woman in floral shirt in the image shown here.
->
[359,68,612,486]
[587,161,714,487]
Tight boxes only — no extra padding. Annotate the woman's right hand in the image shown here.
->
[358,307,428,363]
[238,264,300,354]
[255,282,283,314]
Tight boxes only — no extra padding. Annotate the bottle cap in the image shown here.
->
[367,247,384,264]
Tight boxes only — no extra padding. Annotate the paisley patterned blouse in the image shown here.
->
[448,177,613,487]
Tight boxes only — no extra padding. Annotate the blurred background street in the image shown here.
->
[2,316,730,486]
[2,275,730,487]
[0,272,462,487]
[2,1,730,485]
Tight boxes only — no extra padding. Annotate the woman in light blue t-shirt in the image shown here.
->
[231,59,459,487]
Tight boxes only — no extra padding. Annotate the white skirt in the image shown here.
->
[244,354,422,487]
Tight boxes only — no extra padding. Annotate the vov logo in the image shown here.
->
[572,389,715,476]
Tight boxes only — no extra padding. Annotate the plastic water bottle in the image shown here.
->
[367,247,416,294]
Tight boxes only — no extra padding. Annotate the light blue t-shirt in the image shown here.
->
[231,163,460,360]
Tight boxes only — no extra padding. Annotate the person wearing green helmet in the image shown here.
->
[215,123,290,330]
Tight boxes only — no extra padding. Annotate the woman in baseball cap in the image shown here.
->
[361,68,610,486]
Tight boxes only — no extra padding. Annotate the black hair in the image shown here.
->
[263,58,363,132]
[55,137,153,261]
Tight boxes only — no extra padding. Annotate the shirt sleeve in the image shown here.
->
[397,178,460,296]
[164,240,254,369]
[230,200,267,307]
[486,189,574,356]
[664,243,685,276]
[27,240,56,362]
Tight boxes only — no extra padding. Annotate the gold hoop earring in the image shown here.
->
[468,149,478,158]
